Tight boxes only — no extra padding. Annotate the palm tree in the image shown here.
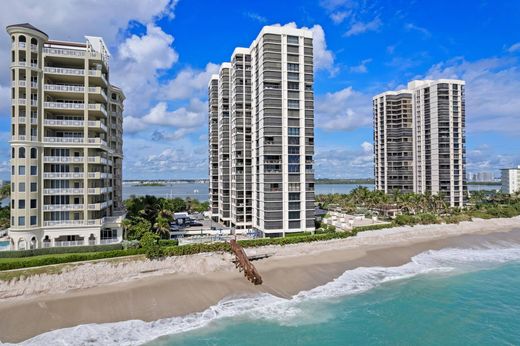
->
[154,212,171,239]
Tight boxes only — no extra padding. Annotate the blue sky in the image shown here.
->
[1,0,519,180]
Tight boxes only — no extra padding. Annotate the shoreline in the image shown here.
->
[1,217,520,343]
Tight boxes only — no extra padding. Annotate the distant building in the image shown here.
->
[501,166,520,194]
[373,79,467,207]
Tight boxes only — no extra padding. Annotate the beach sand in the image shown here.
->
[1,217,520,343]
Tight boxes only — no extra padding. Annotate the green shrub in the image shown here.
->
[417,213,441,225]
[394,214,418,226]
[0,249,144,271]
[140,232,163,259]
[0,243,124,259]
[158,239,179,247]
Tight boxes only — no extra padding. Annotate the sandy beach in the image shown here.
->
[1,216,520,343]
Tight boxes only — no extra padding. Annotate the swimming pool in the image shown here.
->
[0,240,11,251]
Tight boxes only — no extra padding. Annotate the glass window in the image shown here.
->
[288,127,300,136]
[288,146,299,154]
[287,35,299,44]
[288,82,299,90]
[30,166,37,175]
[289,192,300,201]
[19,147,25,158]
[288,211,300,219]
[287,63,299,72]
[30,182,37,192]
[18,216,25,226]
[30,199,36,208]
[18,200,25,209]
[30,216,37,225]
[18,165,25,175]
[11,166,14,175]
[19,182,25,192]
[288,72,299,81]
[30,148,37,159]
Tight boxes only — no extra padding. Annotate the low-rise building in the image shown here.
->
[501,166,520,194]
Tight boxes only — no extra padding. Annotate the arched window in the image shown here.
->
[19,147,25,158]
[30,38,37,46]
[30,148,37,159]
[11,35,15,43]
[19,35,26,43]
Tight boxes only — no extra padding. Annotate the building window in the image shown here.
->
[11,183,15,192]
[18,216,25,226]
[30,148,37,159]
[19,147,25,158]
[287,35,299,44]
[19,183,25,192]
[18,200,25,209]
[18,165,25,175]
[30,216,37,226]
[30,182,37,192]
[288,100,299,109]
[288,137,300,145]
[11,200,15,209]
[287,63,299,72]
[288,127,300,136]
[11,166,14,175]
[30,166,37,175]
[30,199,36,208]
[288,211,300,219]
[288,82,299,90]
[287,72,299,81]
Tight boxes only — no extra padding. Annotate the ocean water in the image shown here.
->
[121,183,498,202]
[15,242,520,346]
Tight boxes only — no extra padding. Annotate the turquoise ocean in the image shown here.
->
[16,240,520,346]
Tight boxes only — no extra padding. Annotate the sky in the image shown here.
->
[0,0,519,180]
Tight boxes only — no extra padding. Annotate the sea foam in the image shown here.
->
[6,243,520,346]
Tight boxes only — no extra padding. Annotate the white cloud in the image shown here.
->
[404,23,431,38]
[344,17,382,37]
[113,24,178,115]
[273,22,336,74]
[315,142,374,178]
[349,58,372,73]
[244,12,267,23]
[330,11,350,24]
[316,87,372,131]
[507,42,520,53]
[423,56,520,133]
[161,63,219,100]
[124,98,206,137]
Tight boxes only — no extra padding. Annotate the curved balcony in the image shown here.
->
[43,188,84,195]
[43,204,84,211]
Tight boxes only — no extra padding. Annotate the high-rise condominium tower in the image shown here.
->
[7,23,125,250]
[373,90,414,193]
[208,25,315,236]
[373,79,467,207]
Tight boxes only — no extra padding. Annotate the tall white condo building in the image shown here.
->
[374,79,467,207]
[208,25,315,237]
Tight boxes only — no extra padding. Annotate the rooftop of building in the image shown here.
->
[6,23,48,37]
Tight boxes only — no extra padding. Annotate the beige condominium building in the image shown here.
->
[208,25,315,236]
[373,79,467,207]
[7,23,125,250]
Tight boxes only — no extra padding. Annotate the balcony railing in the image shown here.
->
[44,101,85,110]
[44,84,85,93]
[43,47,86,58]
[44,66,84,76]
[44,156,84,163]
[43,204,85,211]
[44,136,84,144]
[43,188,84,195]
[43,172,85,179]
[44,119,84,127]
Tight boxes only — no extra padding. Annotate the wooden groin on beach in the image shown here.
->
[229,239,263,285]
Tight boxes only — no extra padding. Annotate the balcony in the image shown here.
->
[88,201,111,210]
[44,136,84,144]
[43,172,85,179]
[87,156,109,164]
[87,187,113,194]
[87,172,112,179]
[11,61,38,69]
[44,66,84,76]
[43,204,85,211]
[43,188,84,195]
[12,80,38,88]
[88,69,108,85]
[87,137,108,147]
[88,103,107,116]
[44,101,85,111]
[44,156,84,163]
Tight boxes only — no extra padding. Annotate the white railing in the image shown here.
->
[43,188,84,195]
[13,135,26,141]
[43,47,86,57]
[54,240,85,247]
[31,117,37,124]
[88,103,107,115]
[44,67,84,75]
[44,119,84,127]
[100,238,119,245]
[14,42,26,49]
[13,98,27,105]
[87,121,107,132]
[43,172,84,179]
[44,156,84,163]
[30,100,38,106]
[44,101,85,110]
[44,137,84,144]
[87,187,112,194]
[44,84,85,92]
[43,204,84,211]
[87,201,109,210]
[87,138,107,146]
[44,220,87,227]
